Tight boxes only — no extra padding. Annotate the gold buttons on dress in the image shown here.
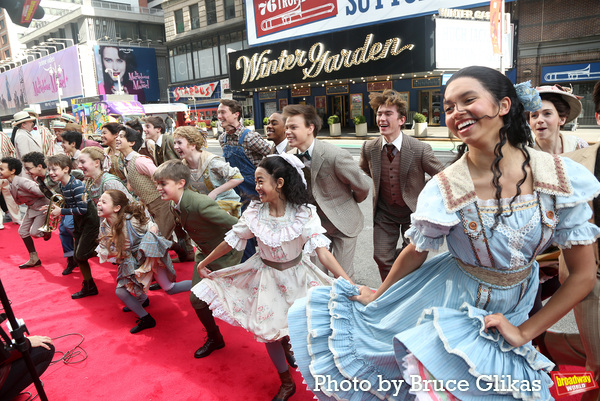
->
[468,221,477,230]
[546,211,554,219]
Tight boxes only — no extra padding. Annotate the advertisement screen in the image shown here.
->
[0,46,83,117]
[94,45,160,103]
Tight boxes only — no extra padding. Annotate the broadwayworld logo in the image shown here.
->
[551,371,598,397]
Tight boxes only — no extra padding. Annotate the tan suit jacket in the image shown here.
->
[359,134,444,213]
[9,176,49,210]
[290,138,370,237]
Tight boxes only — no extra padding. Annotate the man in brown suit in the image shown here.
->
[284,104,370,279]
[359,90,444,280]
[266,112,292,155]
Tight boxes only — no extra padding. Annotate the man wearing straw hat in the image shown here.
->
[12,111,54,161]
[23,108,57,157]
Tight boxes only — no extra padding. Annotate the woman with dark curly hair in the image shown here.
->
[191,153,352,401]
[288,66,600,401]
[99,46,146,102]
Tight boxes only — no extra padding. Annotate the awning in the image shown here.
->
[142,103,189,114]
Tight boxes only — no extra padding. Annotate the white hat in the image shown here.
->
[60,113,76,123]
[12,111,36,127]
[53,121,66,129]
[535,85,583,124]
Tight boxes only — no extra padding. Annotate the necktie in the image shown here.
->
[385,143,396,162]
[296,150,311,161]
[155,145,163,166]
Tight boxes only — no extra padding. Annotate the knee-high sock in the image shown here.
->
[154,268,192,295]
[265,341,288,373]
[195,307,219,338]
[116,287,148,318]
[22,236,36,253]
[77,259,93,281]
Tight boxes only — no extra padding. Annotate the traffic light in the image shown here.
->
[0,0,45,28]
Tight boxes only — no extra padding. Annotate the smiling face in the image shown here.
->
[47,164,69,184]
[0,162,13,179]
[529,100,566,141]
[101,127,117,147]
[376,104,405,141]
[217,104,240,131]
[97,192,120,219]
[144,123,161,142]
[285,115,314,152]
[255,167,282,204]
[266,113,286,144]
[173,136,196,159]
[61,140,76,156]
[23,161,44,179]
[102,47,125,82]
[155,178,185,202]
[78,153,101,178]
[443,77,509,148]
[115,130,133,153]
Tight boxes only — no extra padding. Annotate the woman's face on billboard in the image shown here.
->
[102,47,126,82]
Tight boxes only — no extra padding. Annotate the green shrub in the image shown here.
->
[243,119,254,126]
[413,113,427,123]
[327,115,340,125]
[263,117,269,125]
[198,121,207,128]
[210,120,217,127]
[353,115,366,125]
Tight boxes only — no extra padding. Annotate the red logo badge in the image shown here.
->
[254,0,337,38]
[551,371,599,397]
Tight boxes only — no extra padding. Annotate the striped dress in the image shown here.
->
[288,150,600,401]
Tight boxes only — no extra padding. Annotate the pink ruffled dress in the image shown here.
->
[191,200,333,343]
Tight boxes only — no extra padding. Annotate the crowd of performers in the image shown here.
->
[1,66,600,401]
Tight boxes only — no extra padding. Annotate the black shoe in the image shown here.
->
[123,297,150,312]
[130,314,156,334]
[62,257,77,275]
[149,283,161,291]
[18,259,41,269]
[194,335,225,358]
[71,279,99,299]
[281,336,297,368]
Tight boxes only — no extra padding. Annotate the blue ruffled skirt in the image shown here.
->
[288,252,555,401]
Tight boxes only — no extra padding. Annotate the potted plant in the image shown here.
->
[210,120,218,137]
[243,118,255,132]
[413,113,428,137]
[327,115,341,137]
[263,116,270,136]
[353,115,367,137]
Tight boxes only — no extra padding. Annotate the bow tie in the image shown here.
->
[296,151,311,161]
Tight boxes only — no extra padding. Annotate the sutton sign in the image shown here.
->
[229,16,433,91]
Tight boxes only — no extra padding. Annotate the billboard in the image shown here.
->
[94,45,160,103]
[435,18,514,70]
[230,17,434,91]
[0,46,83,117]
[246,0,514,46]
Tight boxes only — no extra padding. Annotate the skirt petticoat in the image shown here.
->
[288,252,555,401]
[192,253,333,343]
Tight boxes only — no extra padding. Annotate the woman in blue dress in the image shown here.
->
[288,66,600,401]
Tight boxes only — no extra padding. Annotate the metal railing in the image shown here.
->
[90,1,164,16]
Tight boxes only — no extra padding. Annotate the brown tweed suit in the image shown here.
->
[359,134,444,279]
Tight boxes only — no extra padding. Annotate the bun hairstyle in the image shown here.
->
[447,66,532,229]
[257,156,311,206]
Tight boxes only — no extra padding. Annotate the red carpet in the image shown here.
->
[0,223,315,401]
[0,223,587,400]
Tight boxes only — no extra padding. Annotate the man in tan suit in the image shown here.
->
[542,81,600,401]
[359,90,444,280]
[284,104,370,279]
[266,112,292,155]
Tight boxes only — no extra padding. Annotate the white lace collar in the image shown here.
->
[436,149,573,213]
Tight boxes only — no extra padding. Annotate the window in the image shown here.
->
[189,4,200,30]
[1,35,6,46]
[4,49,9,58]
[174,9,184,34]
[224,0,235,20]
[115,21,137,41]
[206,0,217,26]
[0,20,5,30]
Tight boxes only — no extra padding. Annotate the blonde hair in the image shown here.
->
[81,146,105,162]
[174,126,207,150]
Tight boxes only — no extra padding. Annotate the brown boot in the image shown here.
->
[272,369,296,401]
[281,336,297,368]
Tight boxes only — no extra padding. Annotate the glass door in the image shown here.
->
[419,90,441,126]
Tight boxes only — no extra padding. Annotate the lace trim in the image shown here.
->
[244,201,316,247]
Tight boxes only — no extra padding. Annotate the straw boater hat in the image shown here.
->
[53,121,66,130]
[22,107,39,117]
[535,85,583,124]
[12,111,36,127]
[60,113,77,123]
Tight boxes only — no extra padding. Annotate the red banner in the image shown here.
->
[490,0,503,55]
[551,371,599,398]
[254,0,337,38]
[21,0,41,24]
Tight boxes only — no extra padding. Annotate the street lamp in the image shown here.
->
[48,65,64,114]
[105,68,123,95]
